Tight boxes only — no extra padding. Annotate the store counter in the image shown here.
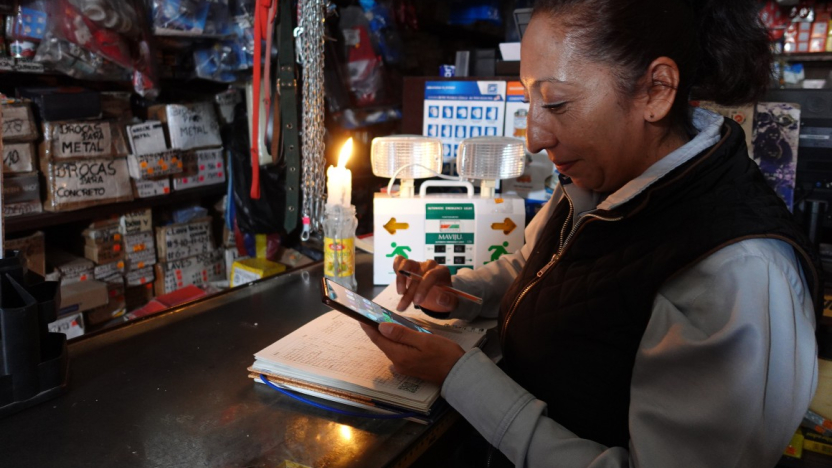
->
[0,253,456,467]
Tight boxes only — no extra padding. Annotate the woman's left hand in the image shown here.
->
[360,322,465,385]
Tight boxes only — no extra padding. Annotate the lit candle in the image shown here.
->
[327,137,353,206]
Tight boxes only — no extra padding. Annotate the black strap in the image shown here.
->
[278,0,300,233]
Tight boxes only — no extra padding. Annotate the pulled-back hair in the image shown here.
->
[532,0,772,133]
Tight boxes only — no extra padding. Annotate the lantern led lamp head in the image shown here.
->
[371,136,443,198]
[457,137,526,198]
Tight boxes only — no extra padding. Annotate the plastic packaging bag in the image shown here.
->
[6,0,48,59]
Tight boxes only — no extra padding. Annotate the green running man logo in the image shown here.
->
[387,242,411,259]
[485,241,509,264]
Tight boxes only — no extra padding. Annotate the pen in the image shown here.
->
[397,270,484,305]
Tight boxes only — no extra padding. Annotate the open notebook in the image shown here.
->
[248,283,489,422]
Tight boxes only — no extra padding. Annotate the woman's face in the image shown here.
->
[520,16,652,193]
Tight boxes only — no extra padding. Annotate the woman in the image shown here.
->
[362,1,822,466]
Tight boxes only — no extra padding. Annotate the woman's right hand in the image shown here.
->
[393,256,458,313]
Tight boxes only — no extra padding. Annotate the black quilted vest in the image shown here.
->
[498,119,822,449]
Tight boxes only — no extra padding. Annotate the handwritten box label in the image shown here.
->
[53,121,114,159]
[127,121,168,156]
[132,178,170,198]
[120,208,153,234]
[156,217,214,262]
[3,172,40,203]
[2,103,36,141]
[157,250,224,294]
[165,102,222,150]
[43,157,133,211]
[3,142,35,173]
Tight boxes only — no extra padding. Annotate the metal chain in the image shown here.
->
[299,0,327,240]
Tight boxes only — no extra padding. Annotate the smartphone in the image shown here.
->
[321,278,432,334]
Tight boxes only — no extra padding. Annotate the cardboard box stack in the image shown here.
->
[121,209,157,311]
[2,100,42,217]
[146,102,226,192]
[81,219,127,328]
[154,216,225,295]
[46,249,109,339]
[39,117,134,212]
[5,231,46,276]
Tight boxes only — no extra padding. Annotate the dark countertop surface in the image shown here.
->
[0,254,448,468]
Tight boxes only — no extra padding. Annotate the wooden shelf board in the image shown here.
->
[5,184,225,234]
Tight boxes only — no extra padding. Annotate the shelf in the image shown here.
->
[4,184,225,235]
[778,53,832,63]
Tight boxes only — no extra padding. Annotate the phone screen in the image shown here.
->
[323,278,432,334]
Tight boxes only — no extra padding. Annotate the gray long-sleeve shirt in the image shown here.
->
[443,109,818,467]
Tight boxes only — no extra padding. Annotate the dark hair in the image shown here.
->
[532,0,772,133]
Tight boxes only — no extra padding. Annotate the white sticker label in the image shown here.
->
[126,266,155,287]
[3,142,34,173]
[120,209,153,234]
[48,158,132,205]
[54,122,114,159]
[124,231,155,254]
[160,250,224,293]
[166,103,222,150]
[128,121,168,156]
[2,105,34,140]
[133,179,170,198]
[172,148,225,190]
[158,218,214,262]
[3,200,42,217]
[15,59,44,73]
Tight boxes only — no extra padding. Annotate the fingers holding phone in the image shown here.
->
[393,256,457,313]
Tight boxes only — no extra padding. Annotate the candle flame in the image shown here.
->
[337,137,353,169]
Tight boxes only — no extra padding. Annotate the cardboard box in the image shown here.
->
[126,249,157,270]
[127,150,184,179]
[85,298,126,327]
[132,178,170,198]
[155,217,214,262]
[126,265,155,287]
[94,259,127,279]
[3,200,42,217]
[224,247,247,281]
[784,429,804,459]
[125,284,154,311]
[155,250,224,294]
[40,120,128,160]
[231,258,286,287]
[3,142,35,173]
[100,91,132,120]
[171,147,225,190]
[5,231,45,276]
[48,250,94,285]
[3,172,40,203]
[18,87,101,122]
[803,430,832,456]
[120,208,153,234]
[148,102,221,150]
[83,224,122,245]
[84,242,124,265]
[127,121,167,155]
[59,279,108,315]
[48,312,85,340]
[41,157,133,211]
[124,231,154,255]
[1,101,38,141]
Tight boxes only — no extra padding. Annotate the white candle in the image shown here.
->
[327,137,353,206]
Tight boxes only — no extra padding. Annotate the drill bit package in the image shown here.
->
[40,120,129,161]
[41,157,134,211]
